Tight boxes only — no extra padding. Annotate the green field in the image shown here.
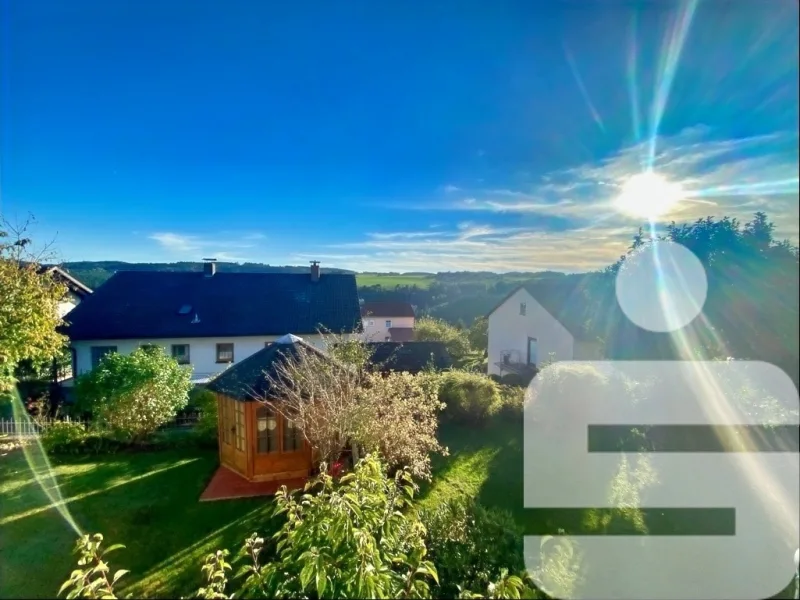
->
[356,273,434,288]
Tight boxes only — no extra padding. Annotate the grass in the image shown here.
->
[2,420,795,599]
[356,273,434,289]
[0,446,279,599]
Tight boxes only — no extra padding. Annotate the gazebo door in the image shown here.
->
[219,396,247,475]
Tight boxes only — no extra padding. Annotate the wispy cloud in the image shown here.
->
[148,231,266,262]
[306,127,798,272]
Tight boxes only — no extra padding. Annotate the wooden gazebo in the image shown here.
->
[205,334,322,483]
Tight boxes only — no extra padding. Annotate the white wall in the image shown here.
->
[71,334,330,380]
[487,288,574,376]
[58,291,82,318]
[361,315,414,342]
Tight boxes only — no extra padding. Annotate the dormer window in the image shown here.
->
[178,304,192,315]
[520,302,527,316]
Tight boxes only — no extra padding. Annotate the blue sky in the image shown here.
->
[2,0,798,272]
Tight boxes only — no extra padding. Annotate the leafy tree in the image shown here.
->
[414,317,472,363]
[467,316,489,353]
[601,212,799,384]
[0,220,67,393]
[74,347,192,441]
[264,339,363,465]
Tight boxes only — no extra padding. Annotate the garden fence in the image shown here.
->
[0,413,201,438]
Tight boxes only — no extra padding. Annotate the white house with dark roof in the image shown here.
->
[487,283,602,377]
[64,261,362,383]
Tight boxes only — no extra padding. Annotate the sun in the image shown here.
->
[615,170,684,220]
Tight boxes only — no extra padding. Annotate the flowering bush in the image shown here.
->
[74,348,191,442]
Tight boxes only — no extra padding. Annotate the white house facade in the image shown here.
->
[360,302,415,342]
[487,286,602,377]
[71,334,330,383]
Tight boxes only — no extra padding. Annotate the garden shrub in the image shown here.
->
[354,371,447,480]
[74,348,192,442]
[40,420,88,454]
[438,370,502,426]
[189,386,218,446]
[420,497,528,598]
[496,385,526,421]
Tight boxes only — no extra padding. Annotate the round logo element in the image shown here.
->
[615,239,707,333]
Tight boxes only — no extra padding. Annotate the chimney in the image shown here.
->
[310,260,320,282]
[202,258,217,277]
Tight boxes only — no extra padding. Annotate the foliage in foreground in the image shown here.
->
[59,534,129,599]
[59,456,533,599]
[420,497,528,598]
[74,348,192,442]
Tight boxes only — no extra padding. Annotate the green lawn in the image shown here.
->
[2,420,794,599]
[0,445,280,599]
[356,273,434,289]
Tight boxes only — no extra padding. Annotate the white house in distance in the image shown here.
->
[487,284,602,377]
[64,260,362,384]
[360,301,415,342]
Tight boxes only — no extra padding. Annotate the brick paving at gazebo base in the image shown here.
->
[200,466,307,501]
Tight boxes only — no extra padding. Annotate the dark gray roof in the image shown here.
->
[65,270,361,341]
[206,335,327,401]
[366,341,452,373]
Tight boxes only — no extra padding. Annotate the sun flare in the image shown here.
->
[615,170,684,220]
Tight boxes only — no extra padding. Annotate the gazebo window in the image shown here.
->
[256,406,279,454]
[235,403,245,451]
[283,417,303,452]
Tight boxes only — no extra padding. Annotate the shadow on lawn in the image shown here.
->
[0,448,281,600]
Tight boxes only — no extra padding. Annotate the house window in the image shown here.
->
[90,346,117,368]
[171,344,190,364]
[520,302,527,316]
[385,319,392,328]
[283,417,303,452]
[216,343,234,363]
[256,406,279,453]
